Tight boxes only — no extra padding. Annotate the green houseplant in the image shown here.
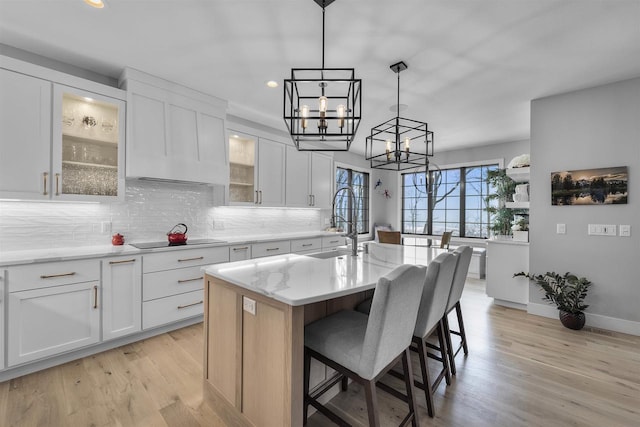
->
[485,169,516,237]
[514,271,592,330]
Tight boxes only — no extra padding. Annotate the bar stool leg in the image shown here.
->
[442,313,457,375]
[303,350,311,425]
[401,348,420,427]
[436,320,451,386]
[364,380,381,427]
[415,336,435,417]
[456,302,469,355]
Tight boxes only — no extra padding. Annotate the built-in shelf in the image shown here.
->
[506,201,530,209]
[506,166,530,182]
[62,160,117,170]
[229,181,254,187]
[63,132,118,146]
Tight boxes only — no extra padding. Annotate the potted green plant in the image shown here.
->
[485,169,516,238]
[511,216,529,242]
[514,271,592,330]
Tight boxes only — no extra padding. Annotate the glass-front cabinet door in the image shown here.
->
[228,132,256,204]
[52,84,125,200]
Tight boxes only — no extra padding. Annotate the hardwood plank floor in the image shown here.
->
[1,279,638,426]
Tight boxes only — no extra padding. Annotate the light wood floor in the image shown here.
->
[1,279,638,426]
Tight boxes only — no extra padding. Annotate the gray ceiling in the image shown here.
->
[1,0,640,154]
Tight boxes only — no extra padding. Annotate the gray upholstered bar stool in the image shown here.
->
[303,264,427,427]
[410,251,457,417]
[443,245,473,375]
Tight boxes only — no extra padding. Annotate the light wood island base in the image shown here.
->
[203,274,371,427]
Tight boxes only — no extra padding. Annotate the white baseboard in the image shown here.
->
[527,303,640,336]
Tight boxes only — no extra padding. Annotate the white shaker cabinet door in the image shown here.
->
[0,273,4,371]
[8,282,100,366]
[310,153,333,209]
[257,138,285,206]
[285,146,311,207]
[102,256,142,341]
[0,68,52,199]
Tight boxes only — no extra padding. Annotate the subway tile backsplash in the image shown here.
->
[0,180,325,251]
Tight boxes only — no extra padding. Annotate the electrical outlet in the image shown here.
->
[243,297,256,315]
[100,221,112,234]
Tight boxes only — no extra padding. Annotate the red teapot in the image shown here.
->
[112,233,125,246]
[167,223,188,245]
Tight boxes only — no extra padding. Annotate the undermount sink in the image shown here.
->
[305,249,352,259]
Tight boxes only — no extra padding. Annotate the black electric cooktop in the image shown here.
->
[129,239,226,249]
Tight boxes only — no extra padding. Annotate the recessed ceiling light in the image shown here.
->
[232,134,239,138]
[84,0,105,9]
[266,81,279,88]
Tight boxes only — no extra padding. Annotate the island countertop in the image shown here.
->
[203,243,447,306]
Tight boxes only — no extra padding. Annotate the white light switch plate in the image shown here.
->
[243,296,256,315]
[557,224,566,234]
[588,224,616,236]
[620,225,631,237]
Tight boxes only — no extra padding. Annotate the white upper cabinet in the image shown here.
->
[285,148,333,208]
[310,153,333,208]
[0,68,52,199]
[228,131,285,206]
[1,57,126,201]
[120,69,228,184]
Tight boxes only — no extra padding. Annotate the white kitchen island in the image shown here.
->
[202,243,446,427]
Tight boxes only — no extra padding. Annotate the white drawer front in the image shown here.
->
[322,236,344,249]
[291,238,322,254]
[143,266,204,301]
[143,246,229,273]
[251,240,291,258]
[229,244,251,261]
[8,259,100,292]
[143,290,204,329]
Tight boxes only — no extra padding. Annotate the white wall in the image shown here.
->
[431,139,530,167]
[530,77,640,334]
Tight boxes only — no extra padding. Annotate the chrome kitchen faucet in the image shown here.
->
[331,186,359,256]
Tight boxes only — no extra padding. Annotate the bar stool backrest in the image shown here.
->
[446,246,473,312]
[413,252,457,338]
[358,264,427,380]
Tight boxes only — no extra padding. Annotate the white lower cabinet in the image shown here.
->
[102,256,142,341]
[322,235,345,250]
[291,237,322,254]
[251,240,291,258]
[229,244,252,261]
[0,273,5,371]
[8,281,100,366]
[142,247,229,329]
[486,240,529,308]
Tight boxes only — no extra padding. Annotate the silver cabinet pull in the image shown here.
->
[177,300,203,309]
[259,190,263,204]
[178,256,204,262]
[266,247,280,251]
[309,194,313,206]
[177,276,203,284]
[255,190,259,204]
[93,285,98,309]
[109,258,136,265]
[55,173,60,196]
[40,272,76,279]
[42,172,48,195]
[311,194,315,206]
[302,244,313,247]
[329,240,340,244]
[233,247,249,251]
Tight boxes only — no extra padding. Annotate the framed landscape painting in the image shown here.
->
[551,166,628,206]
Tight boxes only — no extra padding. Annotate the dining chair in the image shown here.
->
[377,230,402,245]
[303,264,427,427]
[442,246,473,375]
[440,231,452,249]
[410,251,457,417]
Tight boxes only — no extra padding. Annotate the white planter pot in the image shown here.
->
[513,231,529,242]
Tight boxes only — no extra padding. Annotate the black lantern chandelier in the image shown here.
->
[365,61,434,171]
[283,0,362,151]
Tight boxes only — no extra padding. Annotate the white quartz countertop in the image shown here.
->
[0,231,344,266]
[203,243,448,306]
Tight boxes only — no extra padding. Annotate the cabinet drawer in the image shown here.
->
[8,259,99,292]
[291,238,322,254]
[229,244,251,261]
[322,235,344,249]
[251,240,291,258]
[143,246,229,273]
[143,266,204,301]
[143,290,204,330]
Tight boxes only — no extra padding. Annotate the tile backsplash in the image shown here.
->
[0,180,325,251]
